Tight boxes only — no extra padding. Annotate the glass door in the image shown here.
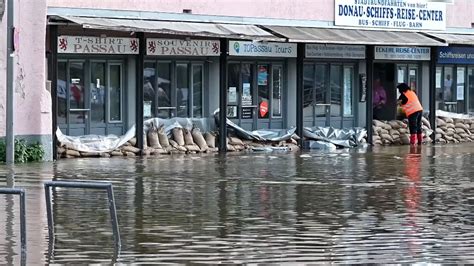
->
[240,63,255,130]
[90,62,106,135]
[68,61,88,136]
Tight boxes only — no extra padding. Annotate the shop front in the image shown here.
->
[56,34,139,136]
[303,44,366,128]
[371,46,431,121]
[226,40,296,131]
[143,38,220,121]
[435,46,474,115]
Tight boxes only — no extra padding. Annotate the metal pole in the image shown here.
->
[44,184,54,238]
[49,26,59,160]
[106,185,121,249]
[296,43,305,147]
[218,38,228,152]
[429,47,437,141]
[135,32,145,152]
[6,0,15,163]
[19,189,26,253]
[366,45,374,145]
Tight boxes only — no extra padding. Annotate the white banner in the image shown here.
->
[306,44,366,59]
[374,46,431,60]
[229,41,297,58]
[335,0,446,31]
[58,36,139,54]
[147,38,220,56]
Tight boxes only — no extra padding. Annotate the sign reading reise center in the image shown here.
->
[375,46,430,61]
[335,0,446,31]
[229,41,297,58]
[58,36,139,54]
[147,38,220,56]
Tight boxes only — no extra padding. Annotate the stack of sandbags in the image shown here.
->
[435,116,473,144]
[372,118,432,146]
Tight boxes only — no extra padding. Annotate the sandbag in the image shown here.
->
[421,116,431,129]
[192,128,209,151]
[382,124,392,130]
[66,149,81,157]
[110,151,123,156]
[128,138,137,146]
[147,124,161,149]
[185,144,201,152]
[455,128,466,134]
[183,128,195,145]
[227,144,236,151]
[398,128,408,134]
[400,134,410,145]
[229,137,244,145]
[436,118,446,127]
[169,139,187,152]
[435,128,445,134]
[455,123,468,130]
[381,134,393,143]
[388,121,400,129]
[446,123,455,129]
[172,128,185,146]
[442,117,454,123]
[122,146,141,154]
[389,129,400,136]
[158,126,170,148]
[373,126,382,133]
[204,132,217,148]
[373,120,385,127]
[379,129,389,135]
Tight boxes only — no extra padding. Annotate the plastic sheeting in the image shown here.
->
[436,110,474,120]
[56,126,136,153]
[303,127,367,148]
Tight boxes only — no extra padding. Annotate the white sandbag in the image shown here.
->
[373,120,385,127]
[183,128,195,145]
[158,126,170,148]
[172,128,185,146]
[192,128,209,151]
[204,132,217,148]
[147,124,161,149]
[229,137,244,145]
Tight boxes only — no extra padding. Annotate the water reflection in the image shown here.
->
[0,144,473,264]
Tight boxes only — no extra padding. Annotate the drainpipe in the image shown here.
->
[429,47,437,141]
[5,0,14,163]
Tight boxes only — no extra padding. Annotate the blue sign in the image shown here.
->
[438,47,474,65]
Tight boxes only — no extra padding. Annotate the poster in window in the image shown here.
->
[359,74,367,102]
[242,83,252,106]
[227,106,237,118]
[457,86,464,100]
[228,87,237,104]
[258,65,268,86]
[144,101,152,118]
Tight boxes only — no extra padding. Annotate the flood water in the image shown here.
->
[0,144,473,264]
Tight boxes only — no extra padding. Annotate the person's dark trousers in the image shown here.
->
[408,111,423,145]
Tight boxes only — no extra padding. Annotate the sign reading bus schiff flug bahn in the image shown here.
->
[335,0,446,31]
[58,36,139,54]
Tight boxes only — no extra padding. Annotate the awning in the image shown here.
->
[265,26,446,46]
[425,32,474,45]
[55,16,284,41]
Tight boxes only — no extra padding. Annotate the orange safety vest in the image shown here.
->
[401,90,423,117]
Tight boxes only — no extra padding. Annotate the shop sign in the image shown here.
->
[306,44,366,59]
[147,38,220,56]
[374,46,430,61]
[229,41,297,58]
[335,0,446,31]
[58,36,139,54]
[437,47,474,65]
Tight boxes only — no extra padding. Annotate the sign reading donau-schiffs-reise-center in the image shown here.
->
[335,0,446,31]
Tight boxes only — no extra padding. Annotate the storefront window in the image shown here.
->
[436,67,443,110]
[409,68,417,93]
[57,61,67,124]
[157,63,172,118]
[69,62,85,124]
[272,66,282,118]
[456,67,465,113]
[143,62,156,118]
[91,62,106,123]
[315,65,327,118]
[330,65,342,117]
[227,63,240,118]
[109,64,122,122]
[469,67,474,114]
[443,67,456,112]
[303,64,315,119]
[176,64,189,117]
[343,66,353,117]
[258,65,270,119]
[192,65,203,118]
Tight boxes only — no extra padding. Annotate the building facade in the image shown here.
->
[2,0,474,160]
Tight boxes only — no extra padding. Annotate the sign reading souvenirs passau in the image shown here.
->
[374,46,430,60]
[58,36,139,54]
[306,44,366,59]
[335,0,446,31]
[229,41,297,58]
[147,38,220,56]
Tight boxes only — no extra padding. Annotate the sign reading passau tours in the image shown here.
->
[58,36,139,54]
[147,38,220,56]
[335,0,446,31]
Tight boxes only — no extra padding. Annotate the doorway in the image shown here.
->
[303,63,356,128]
[227,62,285,131]
[57,59,125,136]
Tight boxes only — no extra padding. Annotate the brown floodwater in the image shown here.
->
[0,143,473,264]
